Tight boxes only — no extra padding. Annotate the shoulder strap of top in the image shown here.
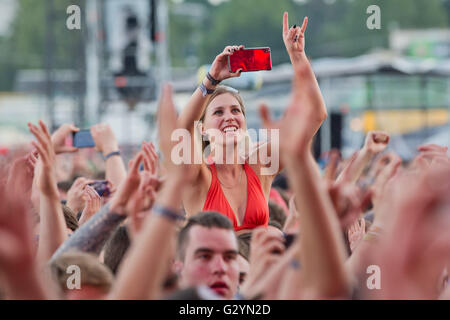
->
[243,161,256,178]
[209,161,218,176]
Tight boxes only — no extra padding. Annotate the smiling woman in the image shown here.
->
[169,13,327,235]
[182,74,272,233]
[198,86,247,154]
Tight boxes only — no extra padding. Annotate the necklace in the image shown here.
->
[217,166,244,189]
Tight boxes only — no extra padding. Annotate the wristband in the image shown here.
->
[152,204,185,222]
[206,72,220,86]
[199,82,215,97]
[103,150,120,160]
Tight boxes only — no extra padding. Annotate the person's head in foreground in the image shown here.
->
[175,211,240,299]
[50,250,114,300]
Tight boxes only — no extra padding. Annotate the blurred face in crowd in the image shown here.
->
[202,93,247,148]
[237,254,250,285]
[178,225,240,299]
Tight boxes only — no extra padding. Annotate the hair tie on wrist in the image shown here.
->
[103,151,121,160]
[206,72,220,86]
[152,204,185,222]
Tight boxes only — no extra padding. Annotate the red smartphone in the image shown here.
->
[228,47,272,73]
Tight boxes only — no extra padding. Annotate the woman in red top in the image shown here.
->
[175,13,327,234]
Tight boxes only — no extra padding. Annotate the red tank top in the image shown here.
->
[202,161,269,231]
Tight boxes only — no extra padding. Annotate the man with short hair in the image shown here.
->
[175,211,240,299]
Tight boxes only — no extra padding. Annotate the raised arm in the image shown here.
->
[50,152,144,261]
[66,177,94,215]
[110,84,189,300]
[336,131,390,184]
[286,152,350,298]
[0,186,58,299]
[264,74,350,298]
[5,150,36,202]
[78,185,101,225]
[282,12,327,138]
[28,121,68,265]
[259,13,327,173]
[50,123,80,154]
[91,123,127,189]
[169,46,244,180]
[178,46,243,132]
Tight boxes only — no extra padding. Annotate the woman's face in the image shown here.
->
[202,93,246,146]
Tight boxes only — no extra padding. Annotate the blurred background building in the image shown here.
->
[0,0,449,160]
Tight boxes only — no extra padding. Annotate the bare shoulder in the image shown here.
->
[248,162,277,198]
[182,163,212,216]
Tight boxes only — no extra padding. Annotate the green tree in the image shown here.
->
[0,0,85,90]
[199,0,297,65]
[315,0,449,57]
[168,0,449,67]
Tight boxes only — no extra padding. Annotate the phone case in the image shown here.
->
[73,130,95,148]
[228,47,272,73]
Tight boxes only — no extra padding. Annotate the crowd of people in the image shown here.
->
[0,12,449,300]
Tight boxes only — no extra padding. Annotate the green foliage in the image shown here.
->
[10,0,85,69]
[169,0,450,67]
[1,0,450,91]
[0,0,84,90]
[199,0,296,65]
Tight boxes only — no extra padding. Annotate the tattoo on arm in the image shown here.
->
[50,204,126,261]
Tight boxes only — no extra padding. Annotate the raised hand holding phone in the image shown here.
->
[89,180,112,197]
[90,123,119,155]
[52,123,80,153]
[209,45,244,82]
